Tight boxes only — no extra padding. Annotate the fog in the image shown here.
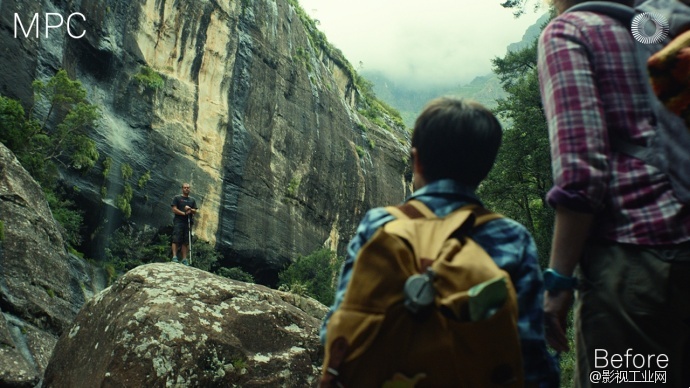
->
[299,0,547,88]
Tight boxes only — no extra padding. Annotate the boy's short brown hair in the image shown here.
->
[412,98,502,187]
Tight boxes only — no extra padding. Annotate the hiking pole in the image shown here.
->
[188,214,193,266]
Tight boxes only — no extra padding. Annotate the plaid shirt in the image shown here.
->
[320,179,559,385]
[538,11,690,245]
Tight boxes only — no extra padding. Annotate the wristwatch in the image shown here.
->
[543,268,578,293]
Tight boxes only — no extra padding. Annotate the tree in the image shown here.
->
[1,70,101,250]
[478,39,554,265]
[500,0,546,17]
[1,69,101,187]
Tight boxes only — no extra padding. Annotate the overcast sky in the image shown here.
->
[298,0,547,88]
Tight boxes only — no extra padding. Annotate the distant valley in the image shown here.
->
[367,12,550,128]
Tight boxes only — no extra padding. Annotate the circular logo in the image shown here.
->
[631,12,670,44]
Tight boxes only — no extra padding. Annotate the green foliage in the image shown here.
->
[190,240,222,272]
[44,189,83,247]
[216,267,255,283]
[100,186,107,198]
[46,288,55,298]
[284,0,403,130]
[232,358,247,370]
[492,40,538,90]
[68,245,84,258]
[0,220,4,241]
[121,163,133,180]
[499,0,543,17]
[478,37,553,264]
[0,96,29,154]
[1,69,101,188]
[368,139,376,149]
[104,226,221,276]
[116,183,133,218]
[104,263,117,285]
[137,170,151,189]
[355,145,365,159]
[102,157,112,178]
[286,177,300,198]
[277,248,343,305]
[134,66,164,90]
[104,228,166,274]
[294,47,312,72]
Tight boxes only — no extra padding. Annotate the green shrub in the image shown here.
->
[286,177,300,197]
[189,240,221,272]
[103,227,221,274]
[104,263,117,285]
[121,163,133,180]
[355,145,365,159]
[232,358,247,370]
[277,248,343,305]
[217,267,255,283]
[134,66,164,90]
[0,220,4,241]
[44,189,83,247]
[105,227,165,272]
[137,170,151,189]
[102,157,112,178]
[116,183,133,218]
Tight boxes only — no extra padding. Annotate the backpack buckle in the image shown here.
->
[403,267,436,315]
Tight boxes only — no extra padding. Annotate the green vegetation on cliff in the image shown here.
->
[290,0,405,131]
[0,69,101,250]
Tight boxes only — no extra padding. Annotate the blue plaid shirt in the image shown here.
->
[320,179,559,385]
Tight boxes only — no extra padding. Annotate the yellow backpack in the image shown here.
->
[320,200,523,388]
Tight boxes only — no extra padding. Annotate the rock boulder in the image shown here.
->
[43,263,327,387]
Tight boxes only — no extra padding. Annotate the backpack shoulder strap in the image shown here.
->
[459,203,503,227]
[566,1,635,25]
[385,199,437,220]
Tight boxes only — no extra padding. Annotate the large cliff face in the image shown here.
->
[0,0,412,282]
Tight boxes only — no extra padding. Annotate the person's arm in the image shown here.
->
[171,197,186,216]
[185,199,199,215]
[537,17,605,352]
[543,206,593,352]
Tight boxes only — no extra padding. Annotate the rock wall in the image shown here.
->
[0,0,412,283]
[0,143,107,387]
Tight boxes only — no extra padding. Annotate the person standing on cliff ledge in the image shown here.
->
[171,182,198,266]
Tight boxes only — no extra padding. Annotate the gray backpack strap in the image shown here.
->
[566,1,635,25]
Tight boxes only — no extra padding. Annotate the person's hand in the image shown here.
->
[544,289,574,352]
[184,205,191,214]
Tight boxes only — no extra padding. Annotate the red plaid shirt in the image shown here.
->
[538,11,690,245]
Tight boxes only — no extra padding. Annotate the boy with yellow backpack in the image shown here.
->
[320,98,559,387]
